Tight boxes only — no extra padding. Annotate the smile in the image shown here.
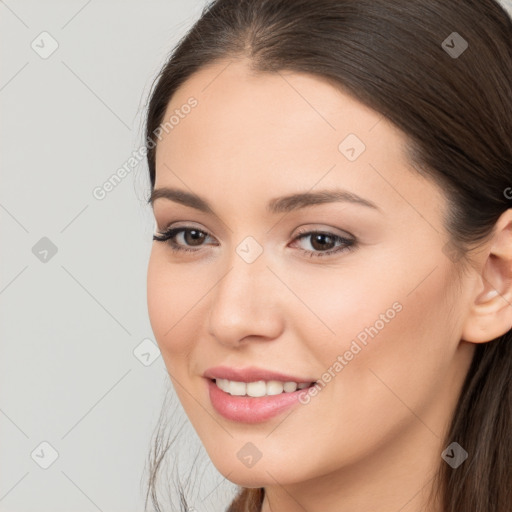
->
[213,378,314,397]
[206,378,317,423]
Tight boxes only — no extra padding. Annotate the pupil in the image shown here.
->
[312,233,334,251]
[186,230,205,246]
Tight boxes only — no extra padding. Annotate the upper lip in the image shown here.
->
[203,365,316,383]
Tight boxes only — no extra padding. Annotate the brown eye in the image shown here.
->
[291,229,356,259]
[152,226,215,253]
[183,229,207,246]
[309,233,337,251]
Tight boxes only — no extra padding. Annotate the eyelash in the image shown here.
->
[152,226,356,259]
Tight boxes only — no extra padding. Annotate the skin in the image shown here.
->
[146,57,512,512]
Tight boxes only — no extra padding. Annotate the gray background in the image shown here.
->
[1,0,511,511]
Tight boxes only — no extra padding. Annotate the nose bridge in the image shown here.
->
[207,239,283,344]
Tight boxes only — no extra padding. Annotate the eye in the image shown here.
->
[290,228,356,258]
[152,226,216,253]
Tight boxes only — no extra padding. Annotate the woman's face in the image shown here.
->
[147,59,477,489]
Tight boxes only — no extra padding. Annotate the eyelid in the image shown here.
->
[157,219,206,231]
[293,224,355,239]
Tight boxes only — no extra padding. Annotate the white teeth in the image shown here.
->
[266,380,285,395]
[229,381,246,396]
[246,380,267,397]
[283,381,297,392]
[214,378,313,396]
[216,378,230,392]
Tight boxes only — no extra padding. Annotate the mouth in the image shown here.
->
[210,378,317,397]
[206,377,317,423]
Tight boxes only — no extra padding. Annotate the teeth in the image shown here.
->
[229,380,247,396]
[282,381,296,392]
[246,381,266,397]
[214,379,313,396]
[267,380,285,395]
[216,379,230,393]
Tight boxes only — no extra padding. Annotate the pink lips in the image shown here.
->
[203,365,315,383]
[203,365,316,423]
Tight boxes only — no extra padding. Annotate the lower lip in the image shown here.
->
[207,379,310,423]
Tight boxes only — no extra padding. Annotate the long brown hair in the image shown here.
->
[143,1,512,510]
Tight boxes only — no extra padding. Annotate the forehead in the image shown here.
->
[153,58,443,220]
[158,57,404,157]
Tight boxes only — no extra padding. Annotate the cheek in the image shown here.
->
[146,249,200,367]
[277,256,411,363]
[284,249,458,421]
[287,241,454,364]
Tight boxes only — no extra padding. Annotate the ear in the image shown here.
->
[461,209,512,343]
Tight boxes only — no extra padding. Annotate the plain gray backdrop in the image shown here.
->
[1,0,511,511]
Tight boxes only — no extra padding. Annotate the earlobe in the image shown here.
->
[461,209,512,344]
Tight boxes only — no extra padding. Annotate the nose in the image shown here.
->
[207,248,285,348]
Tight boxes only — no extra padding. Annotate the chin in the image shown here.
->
[211,455,302,487]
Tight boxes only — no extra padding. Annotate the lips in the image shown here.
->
[203,365,317,384]
[206,378,312,423]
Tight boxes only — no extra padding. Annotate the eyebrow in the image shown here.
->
[148,186,381,214]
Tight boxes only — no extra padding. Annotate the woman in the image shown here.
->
[143,0,512,511]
